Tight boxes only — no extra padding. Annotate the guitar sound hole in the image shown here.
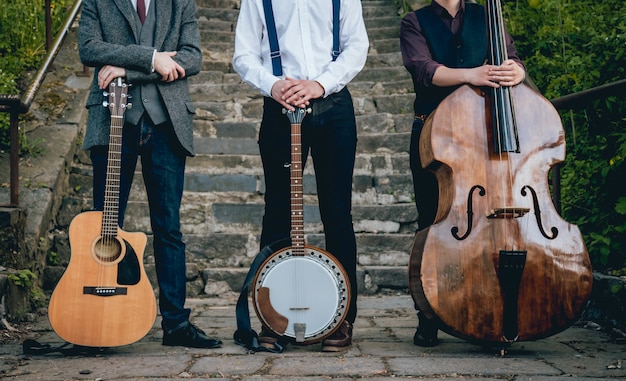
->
[94,236,122,263]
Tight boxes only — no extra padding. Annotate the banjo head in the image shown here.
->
[252,245,350,343]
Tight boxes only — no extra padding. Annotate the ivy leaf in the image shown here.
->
[615,197,626,215]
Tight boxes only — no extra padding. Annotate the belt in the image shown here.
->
[414,113,429,122]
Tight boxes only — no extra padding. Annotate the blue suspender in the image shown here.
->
[262,0,282,77]
[262,0,341,76]
[331,0,341,61]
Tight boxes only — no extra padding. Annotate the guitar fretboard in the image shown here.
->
[101,80,128,238]
[102,115,123,238]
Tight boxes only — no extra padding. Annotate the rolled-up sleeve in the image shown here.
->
[400,12,442,88]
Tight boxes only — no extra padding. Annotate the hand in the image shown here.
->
[467,60,525,88]
[281,78,325,108]
[270,77,324,110]
[154,51,186,82]
[492,59,525,87]
[97,65,126,89]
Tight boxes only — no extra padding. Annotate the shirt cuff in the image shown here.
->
[151,49,156,73]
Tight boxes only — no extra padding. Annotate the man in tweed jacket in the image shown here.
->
[78,0,222,348]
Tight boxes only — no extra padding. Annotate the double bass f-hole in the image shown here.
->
[521,185,559,240]
[451,185,485,240]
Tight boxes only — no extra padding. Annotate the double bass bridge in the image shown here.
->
[486,207,530,219]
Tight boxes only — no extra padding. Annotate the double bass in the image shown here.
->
[408,0,593,345]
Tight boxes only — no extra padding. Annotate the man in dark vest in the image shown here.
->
[400,0,526,346]
[78,0,222,348]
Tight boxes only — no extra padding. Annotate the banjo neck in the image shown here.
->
[285,107,310,256]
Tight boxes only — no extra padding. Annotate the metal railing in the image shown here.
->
[0,0,84,206]
[549,79,626,214]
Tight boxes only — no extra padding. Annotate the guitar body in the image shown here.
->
[49,211,157,347]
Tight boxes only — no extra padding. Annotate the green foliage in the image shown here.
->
[47,250,59,266]
[30,286,47,308]
[0,0,73,151]
[503,0,626,272]
[7,269,36,288]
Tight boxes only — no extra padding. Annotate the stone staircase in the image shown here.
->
[47,0,428,298]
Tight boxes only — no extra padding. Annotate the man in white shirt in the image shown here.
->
[233,0,369,352]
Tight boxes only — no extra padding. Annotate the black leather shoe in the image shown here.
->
[162,323,222,348]
[413,313,439,347]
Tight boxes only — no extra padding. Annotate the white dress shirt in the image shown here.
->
[232,0,369,98]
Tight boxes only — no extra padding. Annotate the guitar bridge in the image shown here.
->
[83,286,128,296]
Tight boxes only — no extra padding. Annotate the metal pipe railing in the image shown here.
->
[0,0,83,206]
[552,79,626,111]
[548,78,626,214]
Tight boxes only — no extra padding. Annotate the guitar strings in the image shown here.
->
[100,80,126,287]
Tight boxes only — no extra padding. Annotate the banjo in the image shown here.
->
[251,107,351,344]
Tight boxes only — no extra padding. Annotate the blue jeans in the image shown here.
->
[90,117,190,332]
[258,87,358,324]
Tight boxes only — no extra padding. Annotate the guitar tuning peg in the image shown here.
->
[102,91,109,97]
[126,103,133,110]
[102,101,109,107]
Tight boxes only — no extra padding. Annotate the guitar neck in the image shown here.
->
[101,78,129,239]
[102,115,123,238]
[290,121,305,255]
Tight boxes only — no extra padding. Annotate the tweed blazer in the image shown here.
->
[78,0,202,156]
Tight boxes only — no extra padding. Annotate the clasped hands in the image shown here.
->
[270,77,325,111]
[97,51,184,89]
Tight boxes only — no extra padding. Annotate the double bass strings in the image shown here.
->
[486,0,529,252]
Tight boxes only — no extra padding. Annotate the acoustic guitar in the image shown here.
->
[48,78,157,347]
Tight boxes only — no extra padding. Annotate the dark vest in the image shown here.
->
[412,3,487,115]
[125,2,168,126]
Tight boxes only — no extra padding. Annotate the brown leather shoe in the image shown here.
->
[258,327,283,351]
[321,321,352,352]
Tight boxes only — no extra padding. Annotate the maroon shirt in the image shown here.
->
[400,0,525,89]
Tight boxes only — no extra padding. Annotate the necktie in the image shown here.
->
[137,0,146,24]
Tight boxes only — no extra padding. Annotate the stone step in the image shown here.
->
[189,70,413,101]
[196,0,239,9]
[189,110,413,141]
[196,8,239,23]
[362,3,400,19]
[367,26,401,40]
[365,15,403,29]
[201,265,410,296]
[370,38,401,54]
[47,0,424,298]
[188,119,413,149]
[198,18,234,32]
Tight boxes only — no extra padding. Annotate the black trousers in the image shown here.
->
[257,87,359,324]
